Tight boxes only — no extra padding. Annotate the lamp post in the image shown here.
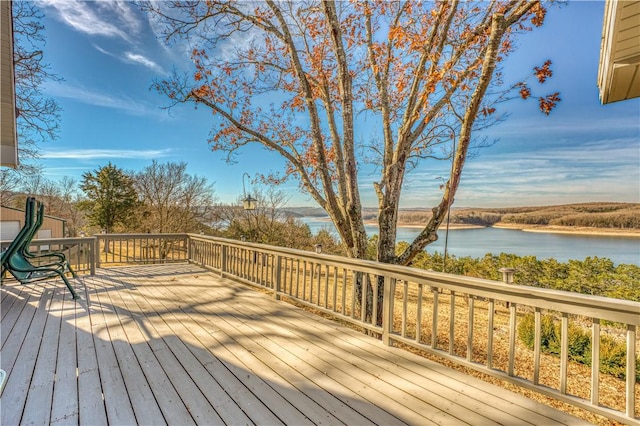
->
[242,172,257,211]
[433,125,456,273]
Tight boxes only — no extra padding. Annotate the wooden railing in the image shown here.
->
[95,233,189,267]
[4,233,638,423]
[188,234,639,425]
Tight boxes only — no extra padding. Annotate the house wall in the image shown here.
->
[1,1,18,167]
[1,206,65,240]
[598,0,640,103]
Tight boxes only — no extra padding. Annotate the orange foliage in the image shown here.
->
[539,92,561,115]
[534,60,553,83]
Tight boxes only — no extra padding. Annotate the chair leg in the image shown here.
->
[67,262,78,279]
[61,274,79,299]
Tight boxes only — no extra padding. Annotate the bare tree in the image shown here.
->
[134,160,217,233]
[144,1,558,268]
[219,183,337,252]
[1,2,63,201]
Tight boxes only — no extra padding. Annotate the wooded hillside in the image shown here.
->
[398,202,640,229]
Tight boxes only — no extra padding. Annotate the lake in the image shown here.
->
[302,218,640,266]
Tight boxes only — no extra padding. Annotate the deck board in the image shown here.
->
[1,264,588,425]
[50,289,79,425]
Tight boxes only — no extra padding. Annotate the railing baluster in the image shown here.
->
[295,259,300,298]
[487,298,494,369]
[372,275,379,327]
[467,295,474,362]
[431,287,439,349]
[508,303,517,377]
[449,291,456,355]
[309,261,315,303]
[350,271,357,319]
[534,308,541,385]
[341,268,347,315]
[560,313,568,394]
[302,261,308,302]
[273,255,281,300]
[402,281,408,338]
[416,283,423,343]
[626,324,636,418]
[382,276,395,346]
[360,273,367,323]
[324,266,329,308]
[317,264,322,305]
[591,318,600,406]
[282,257,289,295]
[331,266,337,311]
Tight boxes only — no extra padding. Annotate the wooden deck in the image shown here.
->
[1,263,587,425]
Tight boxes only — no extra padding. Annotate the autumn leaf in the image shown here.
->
[518,84,531,100]
[534,60,553,83]
[539,92,561,115]
[531,3,547,27]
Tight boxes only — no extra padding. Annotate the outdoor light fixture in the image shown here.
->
[315,244,322,254]
[242,172,257,211]
[429,124,457,273]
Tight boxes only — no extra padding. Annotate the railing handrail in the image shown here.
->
[7,232,638,326]
[97,233,188,238]
[187,234,640,325]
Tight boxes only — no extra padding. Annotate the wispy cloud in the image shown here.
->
[41,149,172,160]
[94,44,167,75]
[391,136,640,208]
[44,82,163,117]
[124,52,166,74]
[40,0,140,42]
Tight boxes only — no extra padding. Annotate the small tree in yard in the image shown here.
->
[144,1,559,322]
[134,160,216,234]
[79,163,138,234]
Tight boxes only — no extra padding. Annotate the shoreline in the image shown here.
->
[363,220,484,230]
[305,216,640,237]
[492,223,640,238]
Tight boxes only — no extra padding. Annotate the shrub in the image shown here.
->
[566,323,591,364]
[517,313,639,382]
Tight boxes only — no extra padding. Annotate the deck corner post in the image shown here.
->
[186,235,192,262]
[382,276,395,346]
[94,236,101,270]
[273,255,282,300]
[89,237,97,275]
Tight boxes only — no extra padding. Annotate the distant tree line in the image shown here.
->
[393,203,640,229]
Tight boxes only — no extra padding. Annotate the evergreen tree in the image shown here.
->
[79,163,138,233]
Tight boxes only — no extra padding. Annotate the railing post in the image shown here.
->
[95,235,101,269]
[89,237,96,275]
[499,267,515,284]
[186,235,192,263]
[499,267,516,307]
[382,276,395,346]
[273,255,282,301]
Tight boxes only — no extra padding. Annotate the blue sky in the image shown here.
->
[35,1,639,208]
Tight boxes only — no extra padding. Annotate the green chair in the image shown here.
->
[20,201,77,278]
[1,198,79,299]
